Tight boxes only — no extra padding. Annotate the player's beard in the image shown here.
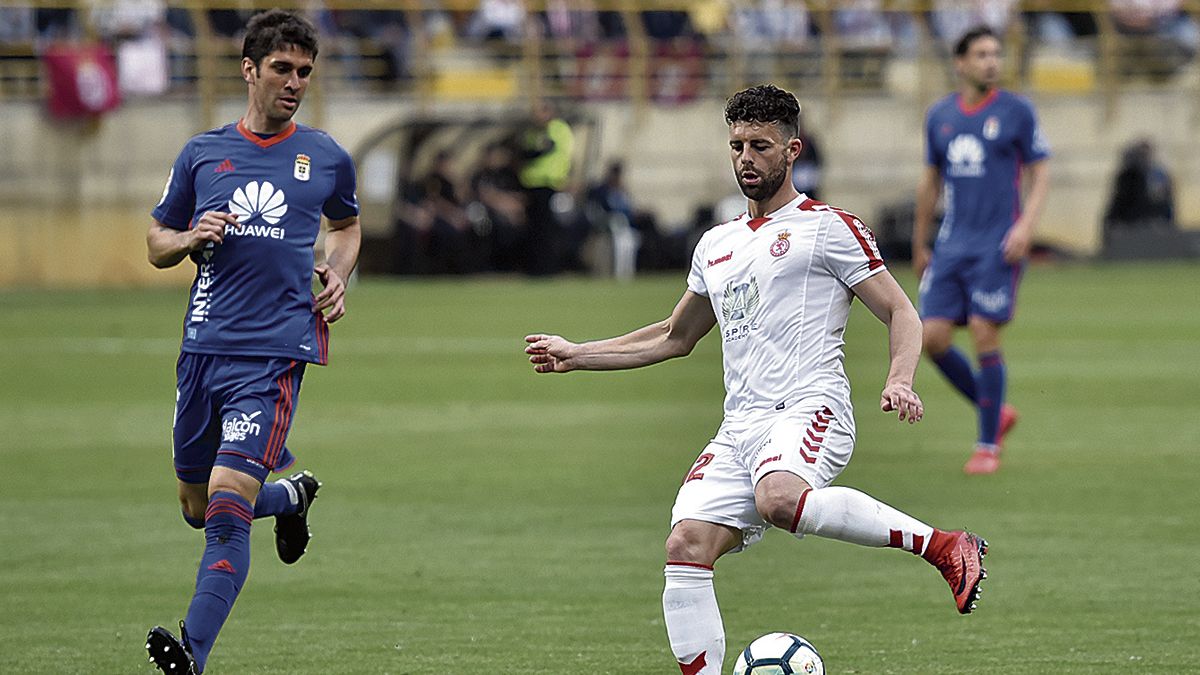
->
[737,160,789,202]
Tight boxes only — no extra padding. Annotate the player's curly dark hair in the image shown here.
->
[242,9,319,67]
[724,85,800,140]
[954,25,999,57]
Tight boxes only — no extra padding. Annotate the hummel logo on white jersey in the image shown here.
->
[229,180,288,225]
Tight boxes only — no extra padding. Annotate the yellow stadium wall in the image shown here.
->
[2,90,1198,288]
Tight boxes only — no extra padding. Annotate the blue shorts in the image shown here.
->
[918,249,1024,325]
[173,353,305,484]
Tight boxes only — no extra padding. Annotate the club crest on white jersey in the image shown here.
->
[770,230,791,257]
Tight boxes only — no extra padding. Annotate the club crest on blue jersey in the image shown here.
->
[983,116,1000,140]
[294,153,311,181]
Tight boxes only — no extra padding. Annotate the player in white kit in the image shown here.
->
[525,85,988,675]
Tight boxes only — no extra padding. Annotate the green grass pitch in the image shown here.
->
[1,263,1197,674]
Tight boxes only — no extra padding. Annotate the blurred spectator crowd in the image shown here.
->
[3,1,1200,96]
[384,102,698,277]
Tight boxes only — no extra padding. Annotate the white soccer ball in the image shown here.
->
[732,632,824,675]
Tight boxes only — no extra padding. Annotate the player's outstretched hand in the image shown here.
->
[187,211,234,251]
[314,264,346,323]
[524,334,577,373]
[880,381,924,424]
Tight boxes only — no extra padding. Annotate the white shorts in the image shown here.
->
[669,402,854,552]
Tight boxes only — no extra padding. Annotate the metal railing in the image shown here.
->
[2,0,1199,126]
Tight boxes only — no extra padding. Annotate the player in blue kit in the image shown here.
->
[913,26,1051,475]
[143,10,360,673]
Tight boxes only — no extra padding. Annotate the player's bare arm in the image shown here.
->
[912,164,942,279]
[1002,158,1050,263]
[146,212,236,268]
[850,272,924,423]
[525,290,716,373]
[314,215,360,323]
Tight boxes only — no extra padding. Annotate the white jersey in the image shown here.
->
[687,193,886,433]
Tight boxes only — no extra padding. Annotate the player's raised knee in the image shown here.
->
[754,475,809,530]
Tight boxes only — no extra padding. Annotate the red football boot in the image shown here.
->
[924,530,989,614]
[998,404,1019,447]
[964,445,1001,475]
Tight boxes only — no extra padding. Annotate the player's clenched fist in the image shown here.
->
[524,334,577,373]
[186,211,236,251]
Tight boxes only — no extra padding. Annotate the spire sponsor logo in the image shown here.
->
[222,411,263,443]
[721,276,761,342]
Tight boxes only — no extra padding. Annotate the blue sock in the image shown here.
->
[184,491,253,672]
[976,351,1006,448]
[931,346,978,403]
[252,480,299,519]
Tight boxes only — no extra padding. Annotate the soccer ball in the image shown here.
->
[732,632,824,675]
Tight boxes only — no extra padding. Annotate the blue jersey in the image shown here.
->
[152,121,358,365]
[925,90,1050,257]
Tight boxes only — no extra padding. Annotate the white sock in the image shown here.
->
[792,486,934,555]
[663,563,725,675]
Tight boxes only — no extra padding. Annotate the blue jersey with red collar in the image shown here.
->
[152,120,358,365]
[925,89,1050,257]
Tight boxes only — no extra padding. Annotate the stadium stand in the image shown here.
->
[2,1,1199,285]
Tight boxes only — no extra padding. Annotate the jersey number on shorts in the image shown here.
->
[684,453,715,483]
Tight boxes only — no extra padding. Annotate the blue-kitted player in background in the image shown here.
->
[914,25,1051,475]
[143,10,360,673]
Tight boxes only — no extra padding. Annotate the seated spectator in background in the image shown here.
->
[733,0,810,47]
[541,0,601,43]
[1022,0,1092,47]
[423,150,478,273]
[835,0,894,50]
[316,9,412,83]
[391,162,433,275]
[90,0,163,41]
[732,0,811,82]
[1110,0,1199,58]
[1105,139,1175,231]
[932,0,1017,47]
[37,7,78,39]
[642,10,693,41]
[790,117,823,200]
[470,142,528,271]
[587,161,666,270]
[467,0,526,44]
[208,9,251,37]
[0,7,35,44]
